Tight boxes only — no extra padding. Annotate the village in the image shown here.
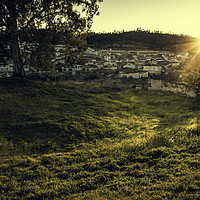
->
[0,44,197,97]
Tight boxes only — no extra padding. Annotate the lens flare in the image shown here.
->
[179,39,200,85]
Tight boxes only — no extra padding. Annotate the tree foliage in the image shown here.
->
[182,54,200,86]
[0,0,103,77]
[30,40,55,72]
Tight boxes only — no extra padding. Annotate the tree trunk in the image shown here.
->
[10,17,25,77]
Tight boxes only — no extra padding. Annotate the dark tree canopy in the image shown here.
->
[87,29,198,52]
[0,0,103,77]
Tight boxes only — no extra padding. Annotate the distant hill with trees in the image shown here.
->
[87,28,199,53]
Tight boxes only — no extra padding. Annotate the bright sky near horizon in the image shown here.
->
[91,0,200,38]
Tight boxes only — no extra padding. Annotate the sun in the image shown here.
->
[180,38,200,56]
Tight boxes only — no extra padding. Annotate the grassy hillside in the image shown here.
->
[0,78,199,200]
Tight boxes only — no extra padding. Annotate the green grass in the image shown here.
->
[0,78,199,199]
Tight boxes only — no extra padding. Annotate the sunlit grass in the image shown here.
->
[0,78,199,199]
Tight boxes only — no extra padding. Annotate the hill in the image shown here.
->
[0,78,199,199]
[87,29,199,53]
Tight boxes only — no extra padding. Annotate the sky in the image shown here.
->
[91,0,200,38]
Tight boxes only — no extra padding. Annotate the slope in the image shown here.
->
[0,78,199,199]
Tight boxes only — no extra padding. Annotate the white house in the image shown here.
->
[83,65,99,71]
[169,59,181,67]
[149,60,158,65]
[85,48,101,58]
[103,61,118,67]
[123,63,136,70]
[104,54,115,62]
[143,65,165,75]
[118,71,148,79]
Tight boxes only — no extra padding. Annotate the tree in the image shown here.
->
[0,0,103,77]
[182,54,200,86]
[30,36,55,72]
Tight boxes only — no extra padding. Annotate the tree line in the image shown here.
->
[87,28,198,53]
